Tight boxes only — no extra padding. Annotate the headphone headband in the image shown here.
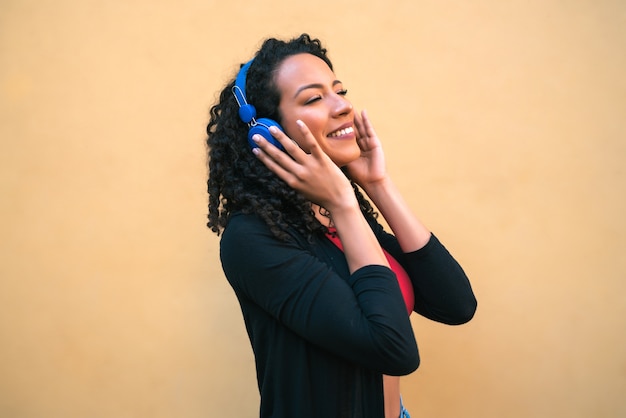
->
[232,59,256,124]
[231,58,284,150]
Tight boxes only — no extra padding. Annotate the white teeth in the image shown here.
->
[328,126,354,138]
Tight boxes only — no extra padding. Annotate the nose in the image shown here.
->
[332,94,353,117]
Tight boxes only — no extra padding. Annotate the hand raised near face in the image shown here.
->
[251,120,357,212]
[346,110,389,189]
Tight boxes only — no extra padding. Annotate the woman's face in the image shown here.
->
[275,53,360,167]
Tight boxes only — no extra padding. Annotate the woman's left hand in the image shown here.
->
[346,109,389,188]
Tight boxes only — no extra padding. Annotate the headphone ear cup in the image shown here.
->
[248,118,285,151]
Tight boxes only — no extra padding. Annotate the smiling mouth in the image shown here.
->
[327,126,355,138]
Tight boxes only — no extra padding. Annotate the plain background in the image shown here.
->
[1,0,625,417]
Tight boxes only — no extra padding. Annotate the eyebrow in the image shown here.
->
[294,80,343,98]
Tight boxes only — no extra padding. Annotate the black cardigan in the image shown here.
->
[220,212,476,418]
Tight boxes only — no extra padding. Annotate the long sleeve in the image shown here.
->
[220,213,419,376]
[369,217,478,325]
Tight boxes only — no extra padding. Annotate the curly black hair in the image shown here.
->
[206,33,376,241]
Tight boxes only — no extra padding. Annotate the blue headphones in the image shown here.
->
[232,59,284,150]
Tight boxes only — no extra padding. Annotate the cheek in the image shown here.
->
[296,113,326,142]
[281,120,304,147]
[280,112,323,148]
[277,106,302,143]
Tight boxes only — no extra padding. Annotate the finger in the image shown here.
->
[260,126,304,158]
[360,109,378,138]
[251,134,301,182]
[251,132,300,167]
[294,120,326,160]
[353,111,365,139]
[353,111,372,150]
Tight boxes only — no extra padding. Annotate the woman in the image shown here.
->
[206,34,477,418]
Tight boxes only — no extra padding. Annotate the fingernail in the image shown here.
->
[252,134,261,142]
[296,120,304,126]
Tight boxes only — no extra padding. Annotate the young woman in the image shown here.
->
[206,34,477,418]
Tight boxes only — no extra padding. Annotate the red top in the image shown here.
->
[326,228,414,314]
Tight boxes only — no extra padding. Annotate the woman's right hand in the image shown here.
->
[251,120,356,212]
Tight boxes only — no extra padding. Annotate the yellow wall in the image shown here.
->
[1,1,624,417]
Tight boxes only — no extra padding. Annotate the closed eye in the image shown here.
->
[304,95,322,105]
[304,89,348,105]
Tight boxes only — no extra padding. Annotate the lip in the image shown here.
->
[327,122,356,139]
